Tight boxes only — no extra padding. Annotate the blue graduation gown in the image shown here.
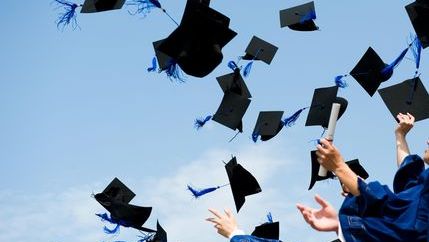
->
[339,154,429,242]
[231,235,281,242]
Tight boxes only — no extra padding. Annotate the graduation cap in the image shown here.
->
[195,92,251,133]
[216,70,252,99]
[252,111,284,142]
[279,1,319,31]
[156,0,237,77]
[305,86,348,128]
[308,152,369,190]
[187,156,262,212]
[54,0,126,29]
[94,178,155,233]
[251,213,280,240]
[378,77,429,122]
[150,39,186,82]
[239,36,278,77]
[143,221,167,242]
[406,0,429,49]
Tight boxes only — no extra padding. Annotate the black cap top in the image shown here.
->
[252,111,284,141]
[349,47,392,96]
[225,156,262,212]
[153,39,174,71]
[251,222,280,240]
[156,0,237,77]
[212,92,251,132]
[308,152,369,190]
[216,70,252,99]
[406,1,429,49]
[94,178,155,232]
[378,77,429,122]
[241,36,278,65]
[148,221,167,242]
[81,0,126,13]
[305,86,348,128]
[279,1,318,31]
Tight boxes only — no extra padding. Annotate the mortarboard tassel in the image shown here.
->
[147,57,158,72]
[187,184,228,198]
[165,60,186,82]
[243,61,253,78]
[127,0,179,26]
[103,223,121,235]
[54,0,82,30]
[194,115,213,129]
[411,35,422,76]
[266,212,273,223]
[334,75,348,88]
[283,107,308,127]
[251,132,260,143]
[381,44,411,78]
[137,233,155,242]
[228,61,240,72]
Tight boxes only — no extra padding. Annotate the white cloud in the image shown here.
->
[0,142,339,242]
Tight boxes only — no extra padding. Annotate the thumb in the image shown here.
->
[314,194,329,208]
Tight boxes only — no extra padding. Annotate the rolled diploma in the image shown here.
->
[318,103,341,177]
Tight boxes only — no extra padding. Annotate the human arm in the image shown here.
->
[206,208,244,239]
[296,194,339,233]
[316,139,360,196]
[395,113,414,167]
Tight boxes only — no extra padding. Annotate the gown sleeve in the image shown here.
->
[393,154,424,193]
[230,235,281,242]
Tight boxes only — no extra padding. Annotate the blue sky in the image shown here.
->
[0,1,428,242]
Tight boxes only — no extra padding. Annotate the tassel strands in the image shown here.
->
[54,0,82,30]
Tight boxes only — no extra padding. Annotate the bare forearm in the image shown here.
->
[395,132,410,167]
[335,163,360,196]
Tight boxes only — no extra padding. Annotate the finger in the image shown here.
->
[316,144,327,153]
[314,194,329,208]
[319,138,331,146]
[409,113,415,123]
[208,208,223,219]
[224,208,233,218]
[206,217,221,225]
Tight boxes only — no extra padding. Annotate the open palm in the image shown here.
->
[297,194,339,232]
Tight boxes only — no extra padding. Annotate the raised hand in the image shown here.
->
[296,194,339,232]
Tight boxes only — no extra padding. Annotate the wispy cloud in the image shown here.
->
[0,141,338,242]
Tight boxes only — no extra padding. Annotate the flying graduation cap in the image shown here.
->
[308,151,369,190]
[252,111,285,142]
[378,77,429,122]
[139,221,167,242]
[251,213,280,240]
[217,69,252,99]
[406,0,429,49]
[54,0,126,29]
[187,156,262,212]
[237,36,278,77]
[279,1,319,31]
[94,177,155,233]
[155,0,237,78]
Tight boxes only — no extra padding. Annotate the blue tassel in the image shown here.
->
[283,107,307,127]
[104,224,120,234]
[137,233,155,242]
[381,45,410,77]
[54,0,80,30]
[228,61,239,71]
[194,115,212,129]
[300,10,316,23]
[411,36,422,72]
[147,57,157,72]
[127,0,160,16]
[165,60,185,82]
[267,212,273,223]
[252,132,259,143]
[96,213,129,228]
[243,61,253,78]
[334,75,348,88]
[187,185,222,198]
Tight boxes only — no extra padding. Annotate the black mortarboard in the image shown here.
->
[216,70,252,99]
[225,156,262,212]
[153,39,173,71]
[349,47,392,96]
[187,156,261,213]
[148,221,167,242]
[251,222,280,240]
[252,111,284,141]
[378,77,429,122]
[305,86,348,128]
[406,0,429,49]
[308,152,369,190]
[241,36,278,65]
[279,1,318,31]
[212,92,251,132]
[156,0,237,77]
[95,178,155,232]
[81,0,126,13]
